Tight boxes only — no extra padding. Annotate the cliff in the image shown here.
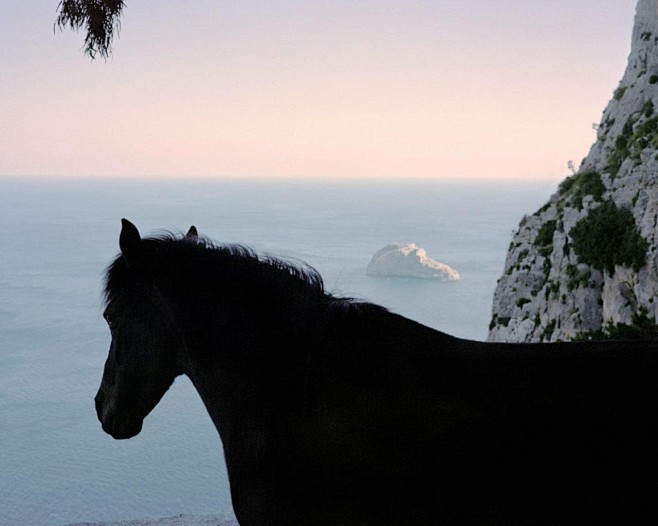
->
[489,0,658,342]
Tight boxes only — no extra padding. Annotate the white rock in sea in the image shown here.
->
[366,243,460,281]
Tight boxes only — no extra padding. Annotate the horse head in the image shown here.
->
[94,219,193,439]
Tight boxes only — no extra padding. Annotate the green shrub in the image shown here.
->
[558,171,605,208]
[534,201,551,216]
[565,264,592,291]
[573,308,658,341]
[570,200,648,275]
[542,257,552,280]
[511,248,529,271]
[574,171,605,206]
[628,115,658,161]
[541,320,557,342]
[650,75,658,84]
[558,176,576,195]
[605,114,658,177]
[632,191,641,207]
[605,116,635,176]
[613,86,627,101]
[489,315,497,331]
[534,220,557,252]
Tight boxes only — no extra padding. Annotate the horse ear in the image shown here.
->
[185,225,198,241]
[120,219,142,267]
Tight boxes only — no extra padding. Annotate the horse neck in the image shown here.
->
[173,271,322,448]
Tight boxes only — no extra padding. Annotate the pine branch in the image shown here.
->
[55,0,126,59]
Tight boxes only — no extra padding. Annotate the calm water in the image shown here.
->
[0,176,554,526]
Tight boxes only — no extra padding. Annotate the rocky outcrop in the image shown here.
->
[367,243,460,281]
[489,0,658,342]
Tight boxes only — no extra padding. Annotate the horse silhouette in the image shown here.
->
[95,219,658,525]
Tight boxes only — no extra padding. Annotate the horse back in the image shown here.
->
[225,307,658,524]
[281,310,658,524]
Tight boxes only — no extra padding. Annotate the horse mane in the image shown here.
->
[103,231,382,316]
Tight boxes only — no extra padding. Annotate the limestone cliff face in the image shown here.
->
[489,0,658,342]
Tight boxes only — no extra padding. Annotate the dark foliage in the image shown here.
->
[605,114,658,177]
[558,170,605,209]
[574,308,658,341]
[55,0,125,59]
[570,200,648,275]
[533,220,557,257]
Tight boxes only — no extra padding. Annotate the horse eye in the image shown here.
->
[105,314,116,327]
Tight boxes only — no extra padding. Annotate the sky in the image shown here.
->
[0,0,640,179]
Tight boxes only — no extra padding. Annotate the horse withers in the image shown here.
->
[95,219,658,525]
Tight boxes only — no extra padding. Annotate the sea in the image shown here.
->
[0,176,555,526]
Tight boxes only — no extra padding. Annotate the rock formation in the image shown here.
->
[367,243,460,281]
[489,0,658,342]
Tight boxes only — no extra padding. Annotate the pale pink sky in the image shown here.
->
[0,1,639,179]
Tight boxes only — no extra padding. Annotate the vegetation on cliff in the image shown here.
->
[605,112,658,177]
[569,200,648,275]
[557,171,605,209]
[574,307,658,341]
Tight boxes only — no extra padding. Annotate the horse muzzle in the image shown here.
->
[95,390,143,440]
